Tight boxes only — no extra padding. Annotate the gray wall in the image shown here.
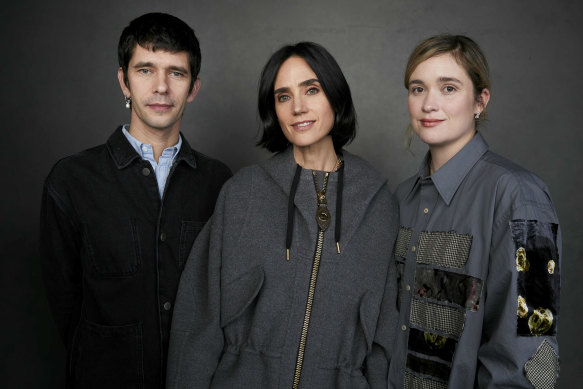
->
[1,0,581,387]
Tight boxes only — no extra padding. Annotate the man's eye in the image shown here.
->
[444,85,456,93]
[138,69,151,74]
[170,72,184,77]
[410,86,423,94]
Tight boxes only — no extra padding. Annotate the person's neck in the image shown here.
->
[428,130,476,175]
[293,137,338,171]
[128,124,180,163]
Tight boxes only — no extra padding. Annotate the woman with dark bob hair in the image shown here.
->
[167,42,398,388]
[388,35,561,388]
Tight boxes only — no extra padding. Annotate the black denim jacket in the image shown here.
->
[40,127,231,389]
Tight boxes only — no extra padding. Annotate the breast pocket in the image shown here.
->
[178,220,205,271]
[73,319,144,389]
[82,218,141,277]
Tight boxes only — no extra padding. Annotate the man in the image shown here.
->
[40,13,231,388]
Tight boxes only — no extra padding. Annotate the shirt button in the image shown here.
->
[160,233,166,242]
[163,301,172,311]
[411,246,416,252]
[406,285,411,291]
[423,208,429,214]
[141,146,148,152]
[142,167,151,176]
[401,325,407,331]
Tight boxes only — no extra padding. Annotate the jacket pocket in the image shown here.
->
[73,319,144,389]
[178,220,205,270]
[318,290,379,371]
[82,218,141,277]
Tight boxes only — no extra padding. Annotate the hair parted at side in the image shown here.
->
[257,42,357,153]
[118,12,201,92]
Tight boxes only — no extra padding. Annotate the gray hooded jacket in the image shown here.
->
[167,148,399,388]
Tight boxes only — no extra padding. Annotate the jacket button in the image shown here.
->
[163,301,172,311]
[142,167,151,176]
[160,233,166,242]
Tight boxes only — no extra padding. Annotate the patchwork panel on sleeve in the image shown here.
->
[414,267,483,311]
[510,219,560,336]
[409,299,465,339]
[416,231,472,269]
[404,370,447,389]
[395,226,413,258]
[524,340,559,388]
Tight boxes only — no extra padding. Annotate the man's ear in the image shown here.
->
[187,77,201,103]
[118,68,130,97]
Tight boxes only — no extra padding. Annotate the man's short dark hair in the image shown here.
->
[257,42,357,153]
[118,12,201,92]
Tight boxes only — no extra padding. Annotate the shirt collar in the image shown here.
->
[408,132,489,205]
[121,124,182,162]
[107,126,197,169]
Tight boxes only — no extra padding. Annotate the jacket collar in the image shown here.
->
[406,132,489,205]
[106,126,198,170]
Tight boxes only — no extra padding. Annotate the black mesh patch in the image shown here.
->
[410,298,465,339]
[408,328,457,362]
[404,371,447,389]
[524,340,559,388]
[417,231,472,269]
[406,353,450,382]
[395,226,413,258]
[510,220,560,336]
[415,267,483,311]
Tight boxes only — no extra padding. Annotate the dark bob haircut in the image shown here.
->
[257,42,357,153]
[118,12,201,92]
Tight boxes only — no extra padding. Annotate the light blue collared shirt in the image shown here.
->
[122,125,182,198]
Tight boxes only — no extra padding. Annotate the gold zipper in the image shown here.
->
[292,228,324,389]
[293,171,329,388]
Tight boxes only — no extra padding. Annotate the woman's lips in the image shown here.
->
[291,120,315,130]
[420,119,444,127]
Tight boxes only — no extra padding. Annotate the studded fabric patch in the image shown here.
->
[410,298,465,339]
[395,227,413,258]
[416,231,472,269]
[510,220,560,336]
[404,370,447,389]
[524,340,559,388]
[408,328,457,362]
[414,267,483,311]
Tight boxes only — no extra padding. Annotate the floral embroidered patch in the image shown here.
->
[510,220,560,336]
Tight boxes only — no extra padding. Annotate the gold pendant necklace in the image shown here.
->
[312,171,330,231]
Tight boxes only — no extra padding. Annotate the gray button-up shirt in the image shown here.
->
[388,133,561,388]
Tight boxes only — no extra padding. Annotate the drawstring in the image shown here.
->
[286,165,302,260]
[335,163,344,253]
[286,162,344,260]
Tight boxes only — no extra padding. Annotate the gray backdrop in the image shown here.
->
[1,0,581,387]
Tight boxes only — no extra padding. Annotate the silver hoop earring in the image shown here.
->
[125,97,131,109]
[474,112,481,119]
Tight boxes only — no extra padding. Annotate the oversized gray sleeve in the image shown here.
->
[476,174,561,388]
[364,189,400,388]
[166,197,226,388]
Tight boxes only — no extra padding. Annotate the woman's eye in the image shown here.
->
[410,86,423,94]
[307,87,319,95]
[277,95,290,102]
